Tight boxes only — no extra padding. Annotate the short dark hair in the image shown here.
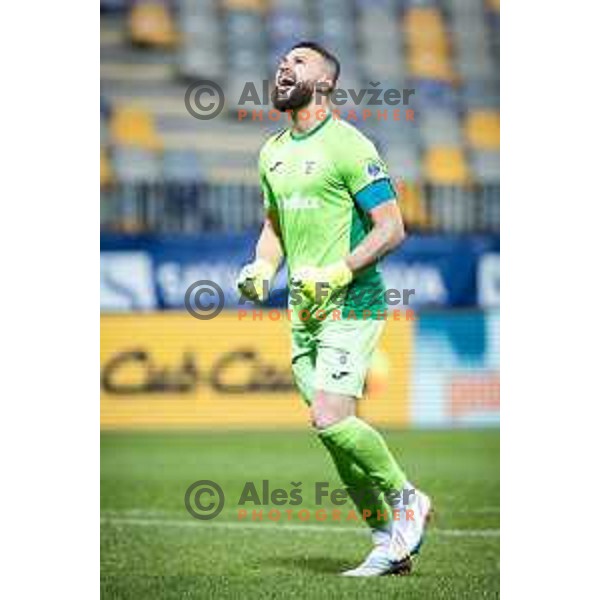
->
[290,41,340,86]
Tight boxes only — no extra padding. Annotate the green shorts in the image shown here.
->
[291,318,385,405]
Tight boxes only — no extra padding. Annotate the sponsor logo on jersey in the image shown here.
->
[281,194,321,210]
[304,160,317,174]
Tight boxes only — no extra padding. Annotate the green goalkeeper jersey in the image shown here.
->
[259,113,397,320]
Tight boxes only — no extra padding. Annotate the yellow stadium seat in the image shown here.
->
[221,0,266,11]
[465,111,500,150]
[404,8,446,44]
[100,147,113,188]
[423,147,470,185]
[408,35,450,55]
[407,50,454,82]
[403,6,452,73]
[404,8,445,33]
[110,106,162,151]
[395,179,431,229]
[486,0,500,12]
[129,2,177,47]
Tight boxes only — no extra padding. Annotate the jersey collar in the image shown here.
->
[290,112,332,141]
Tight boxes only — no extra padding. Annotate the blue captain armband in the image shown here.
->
[354,178,397,211]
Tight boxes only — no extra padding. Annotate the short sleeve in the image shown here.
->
[337,134,396,212]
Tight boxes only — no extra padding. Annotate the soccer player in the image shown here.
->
[236,42,431,577]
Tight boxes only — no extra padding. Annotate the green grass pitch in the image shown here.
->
[101,429,499,598]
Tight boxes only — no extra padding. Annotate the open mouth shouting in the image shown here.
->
[276,72,297,97]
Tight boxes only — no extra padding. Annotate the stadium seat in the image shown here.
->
[100,95,112,121]
[267,8,313,45]
[407,50,454,82]
[470,151,500,183]
[110,105,162,151]
[178,15,220,43]
[462,80,500,110]
[419,109,462,146]
[101,117,110,146]
[222,0,266,11]
[405,0,439,6]
[162,149,202,181]
[101,0,127,12]
[101,146,116,228]
[395,179,431,229]
[465,110,500,150]
[113,146,161,183]
[414,80,460,112]
[179,45,224,80]
[358,9,399,43]
[384,144,422,181]
[129,1,177,47]
[404,7,449,52]
[357,7,402,82]
[456,55,496,81]
[403,9,454,81]
[101,147,114,188]
[447,0,485,16]
[423,147,470,185]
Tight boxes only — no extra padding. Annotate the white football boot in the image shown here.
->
[341,529,401,577]
[388,489,432,565]
[342,488,432,577]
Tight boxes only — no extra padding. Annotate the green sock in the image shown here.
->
[319,416,407,500]
[319,433,391,531]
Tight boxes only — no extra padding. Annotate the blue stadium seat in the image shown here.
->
[413,80,460,112]
[101,0,127,13]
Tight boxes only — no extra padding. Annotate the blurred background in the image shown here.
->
[100,0,499,430]
[100,3,500,591]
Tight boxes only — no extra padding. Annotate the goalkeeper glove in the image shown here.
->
[236,258,276,302]
[291,260,353,305]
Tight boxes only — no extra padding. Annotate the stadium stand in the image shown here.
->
[100,0,500,233]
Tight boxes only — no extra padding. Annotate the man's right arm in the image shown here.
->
[255,147,284,270]
[255,210,283,271]
[236,148,284,301]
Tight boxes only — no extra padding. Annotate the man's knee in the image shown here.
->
[311,407,340,430]
[311,391,355,430]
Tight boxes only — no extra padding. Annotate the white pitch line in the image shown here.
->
[101,516,499,538]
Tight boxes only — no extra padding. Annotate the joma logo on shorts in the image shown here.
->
[332,371,350,380]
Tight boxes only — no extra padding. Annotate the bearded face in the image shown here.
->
[272,47,335,112]
[272,75,314,112]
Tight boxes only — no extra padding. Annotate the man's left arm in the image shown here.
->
[292,195,406,302]
[345,198,406,274]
